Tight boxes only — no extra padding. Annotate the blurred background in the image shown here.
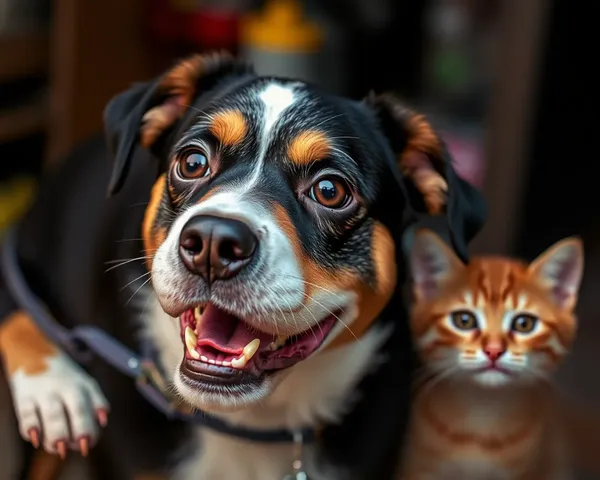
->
[0,0,597,476]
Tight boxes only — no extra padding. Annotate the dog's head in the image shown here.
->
[104,53,486,411]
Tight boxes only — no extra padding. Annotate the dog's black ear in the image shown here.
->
[364,92,486,261]
[103,52,251,196]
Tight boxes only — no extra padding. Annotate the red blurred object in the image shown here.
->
[186,9,240,53]
[145,0,241,72]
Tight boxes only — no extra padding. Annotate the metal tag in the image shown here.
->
[282,431,311,480]
[283,472,309,480]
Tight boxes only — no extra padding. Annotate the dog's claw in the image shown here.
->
[79,437,89,457]
[28,428,40,448]
[96,408,108,427]
[56,441,67,459]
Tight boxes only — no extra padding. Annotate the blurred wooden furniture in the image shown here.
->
[0,31,49,144]
[473,0,550,254]
[46,0,152,165]
[0,0,152,167]
[470,0,551,255]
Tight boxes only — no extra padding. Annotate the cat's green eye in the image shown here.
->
[511,314,538,333]
[450,310,479,330]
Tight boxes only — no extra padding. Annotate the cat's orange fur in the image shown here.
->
[399,229,585,480]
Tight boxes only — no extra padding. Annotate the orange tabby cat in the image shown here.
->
[400,229,584,480]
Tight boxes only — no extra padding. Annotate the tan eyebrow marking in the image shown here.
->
[209,110,248,147]
[287,130,331,166]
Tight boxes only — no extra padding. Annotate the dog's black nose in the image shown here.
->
[179,215,257,283]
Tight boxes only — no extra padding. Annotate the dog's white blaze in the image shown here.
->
[245,83,296,189]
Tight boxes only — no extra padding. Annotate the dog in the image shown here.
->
[0,52,486,479]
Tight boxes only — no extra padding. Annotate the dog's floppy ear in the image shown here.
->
[364,92,486,261]
[103,52,251,196]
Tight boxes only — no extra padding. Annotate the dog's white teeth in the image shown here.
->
[200,355,208,362]
[185,327,200,359]
[268,335,288,351]
[243,339,260,359]
[231,356,247,369]
[222,361,231,367]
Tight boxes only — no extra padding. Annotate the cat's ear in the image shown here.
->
[528,237,584,310]
[410,229,464,301]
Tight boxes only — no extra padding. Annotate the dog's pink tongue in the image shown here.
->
[196,304,272,353]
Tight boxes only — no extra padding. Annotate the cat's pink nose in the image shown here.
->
[484,344,505,361]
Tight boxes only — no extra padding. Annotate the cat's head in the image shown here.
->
[409,229,584,387]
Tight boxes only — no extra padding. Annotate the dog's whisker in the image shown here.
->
[295,295,322,340]
[328,135,360,141]
[312,113,344,129]
[263,285,296,335]
[104,256,152,272]
[261,286,283,337]
[282,286,354,341]
[329,146,357,167]
[277,273,342,299]
[299,303,318,339]
[182,103,212,118]
[125,277,152,306]
[119,271,152,292]
[302,293,357,341]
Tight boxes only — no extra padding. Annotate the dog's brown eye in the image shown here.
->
[511,314,538,333]
[450,310,478,330]
[309,177,350,209]
[178,151,210,179]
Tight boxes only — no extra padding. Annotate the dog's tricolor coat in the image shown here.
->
[0,53,485,479]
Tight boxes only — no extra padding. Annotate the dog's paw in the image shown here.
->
[8,352,109,457]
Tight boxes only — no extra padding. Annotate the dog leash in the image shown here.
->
[0,226,316,445]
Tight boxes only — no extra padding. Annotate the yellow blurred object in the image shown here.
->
[241,0,323,53]
[0,177,36,236]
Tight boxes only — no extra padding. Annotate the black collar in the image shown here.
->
[1,226,316,445]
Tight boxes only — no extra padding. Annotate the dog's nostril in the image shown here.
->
[218,238,255,262]
[181,234,203,254]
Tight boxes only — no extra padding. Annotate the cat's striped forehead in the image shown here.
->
[460,257,535,311]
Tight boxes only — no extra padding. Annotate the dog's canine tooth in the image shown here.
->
[231,339,261,369]
[243,339,260,359]
[184,327,200,359]
[231,356,247,369]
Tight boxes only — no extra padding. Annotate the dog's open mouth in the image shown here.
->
[178,303,338,385]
